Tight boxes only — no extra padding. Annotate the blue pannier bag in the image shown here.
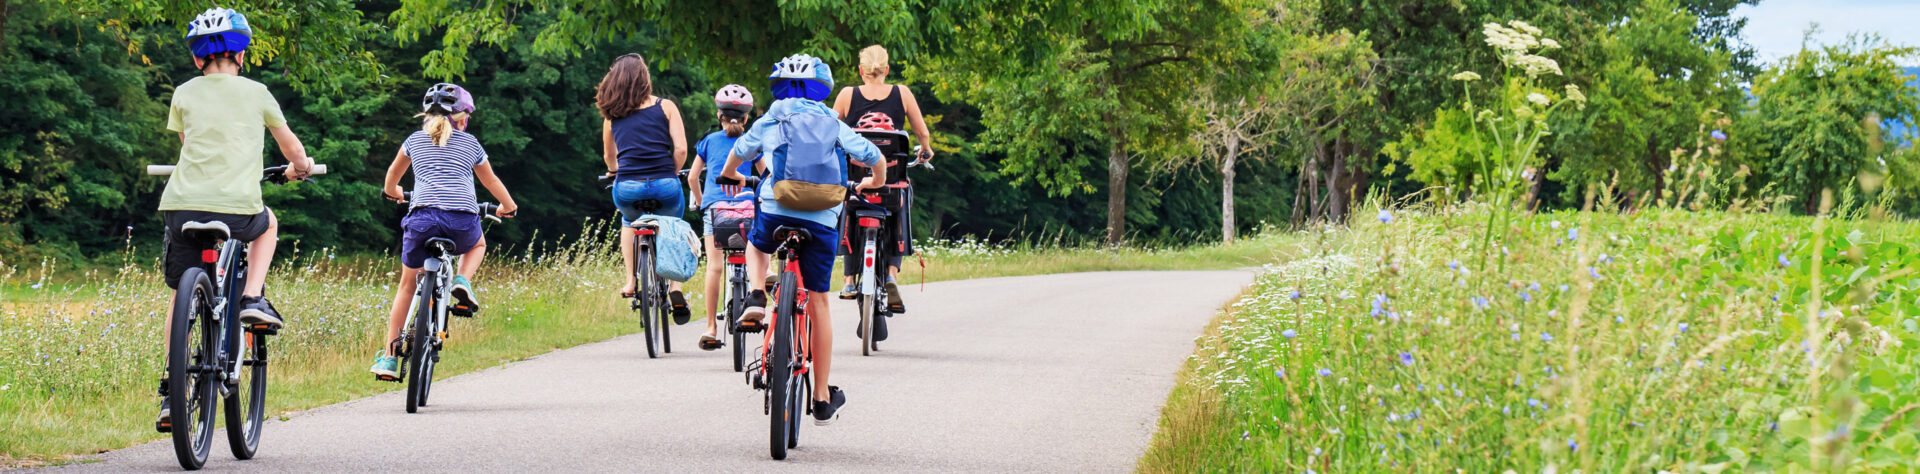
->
[632,215,699,282]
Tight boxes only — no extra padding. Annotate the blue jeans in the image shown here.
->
[611,177,684,225]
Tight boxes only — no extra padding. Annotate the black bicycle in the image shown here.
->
[714,176,763,372]
[846,131,931,356]
[601,172,689,359]
[380,194,506,413]
[150,164,326,470]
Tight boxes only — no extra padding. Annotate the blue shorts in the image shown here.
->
[401,207,482,268]
[748,213,837,293]
[611,177,685,226]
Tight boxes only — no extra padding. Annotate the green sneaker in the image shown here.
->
[370,353,400,381]
[451,275,479,317]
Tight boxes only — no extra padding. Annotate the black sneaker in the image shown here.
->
[884,281,905,314]
[669,290,691,325]
[237,296,284,328]
[155,379,171,432]
[812,386,846,426]
[738,290,768,332]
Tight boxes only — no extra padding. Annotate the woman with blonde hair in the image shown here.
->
[831,45,931,314]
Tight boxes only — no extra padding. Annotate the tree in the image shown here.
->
[1176,95,1278,243]
[1267,29,1381,226]
[1737,34,1920,213]
[921,0,1257,245]
[55,0,386,90]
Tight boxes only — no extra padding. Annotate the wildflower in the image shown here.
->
[1568,228,1579,241]
[1282,329,1297,339]
[1541,38,1561,49]
[1615,316,1625,324]
[1518,291,1532,303]
[1569,439,1578,453]
[1528,398,1541,409]
[1559,284,1569,292]
[1289,290,1302,300]
[1473,296,1490,310]
[1377,209,1394,223]
[1511,20,1542,36]
[1777,254,1791,268]
[1318,368,1333,377]
[1588,267,1603,280]
[1400,352,1415,366]
[1526,92,1550,107]
[1541,332,1554,342]
[1448,260,1461,271]
[1565,84,1586,104]
[1678,322,1689,333]
[1550,220,1561,229]
[1452,71,1483,82]
[30,283,41,290]
[1711,130,1727,141]
[1275,368,1285,378]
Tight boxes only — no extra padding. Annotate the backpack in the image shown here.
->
[709,200,756,250]
[768,109,846,211]
[632,215,700,282]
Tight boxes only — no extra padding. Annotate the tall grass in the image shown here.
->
[1145,202,1920,472]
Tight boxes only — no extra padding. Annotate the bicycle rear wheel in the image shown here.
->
[638,238,662,359]
[729,276,747,372]
[768,268,799,460]
[406,274,437,413]
[167,267,217,470]
[224,329,266,459]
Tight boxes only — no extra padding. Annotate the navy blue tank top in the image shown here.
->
[611,99,676,181]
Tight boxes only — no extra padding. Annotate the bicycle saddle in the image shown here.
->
[634,199,664,213]
[179,221,232,241]
[426,237,457,254]
[772,226,812,243]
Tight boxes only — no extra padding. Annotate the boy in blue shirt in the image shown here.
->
[721,54,886,425]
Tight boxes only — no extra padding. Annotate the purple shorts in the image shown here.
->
[401,207,482,268]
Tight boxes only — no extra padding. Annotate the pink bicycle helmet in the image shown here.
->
[714,84,754,116]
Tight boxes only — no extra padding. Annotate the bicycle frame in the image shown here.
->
[759,244,814,381]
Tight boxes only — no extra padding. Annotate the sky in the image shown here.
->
[1733,0,1920,66]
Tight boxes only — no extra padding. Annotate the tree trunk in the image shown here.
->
[1324,137,1347,223]
[1106,136,1129,246]
[1290,155,1309,228]
[1220,134,1239,243]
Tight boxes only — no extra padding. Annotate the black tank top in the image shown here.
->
[845,85,908,129]
[610,100,676,181]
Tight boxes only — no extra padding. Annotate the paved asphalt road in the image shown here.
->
[43,271,1254,473]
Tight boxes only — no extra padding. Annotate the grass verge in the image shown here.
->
[1141,206,1920,471]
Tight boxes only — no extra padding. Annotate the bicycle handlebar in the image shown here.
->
[394,191,512,222]
[147,164,329,180]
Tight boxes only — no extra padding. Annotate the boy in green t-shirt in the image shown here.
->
[156,7,314,429]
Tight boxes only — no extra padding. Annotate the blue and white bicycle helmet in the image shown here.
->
[185,8,252,58]
[768,54,832,101]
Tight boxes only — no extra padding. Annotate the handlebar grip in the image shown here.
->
[147,165,175,176]
[309,164,329,175]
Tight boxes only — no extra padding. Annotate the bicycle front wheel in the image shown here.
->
[167,267,217,470]
[223,328,266,459]
[406,274,437,413]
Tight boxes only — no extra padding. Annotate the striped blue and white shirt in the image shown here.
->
[401,130,489,214]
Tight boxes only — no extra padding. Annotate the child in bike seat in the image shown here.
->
[596,53,695,324]
[688,84,765,350]
[157,6,315,426]
[369,83,519,380]
[720,54,886,425]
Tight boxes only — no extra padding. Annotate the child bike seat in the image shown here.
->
[426,237,457,255]
[179,221,232,241]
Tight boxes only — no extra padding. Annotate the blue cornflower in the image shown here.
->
[1777,254,1791,268]
[1711,129,1728,141]
[1615,316,1625,323]
[1541,332,1554,342]
[1448,260,1461,271]
[1568,228,1579,241]
[1318,368,1333,377]
[1472,296,1490,310]
[1289,290,1302,300]
[1518,291,1532,303]
[1569,438,1578,453]
[1527,398,1541,408]
[1275,368,1285,378]
[1282,329,1298,339]
[1399,352,1415,366]
[1528,282,1541,291]
[1588,267,1603,280]
[1378,210,1394,223]
[1679,322,1690,333]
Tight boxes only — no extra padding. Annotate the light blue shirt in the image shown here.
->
[729,98,882,227]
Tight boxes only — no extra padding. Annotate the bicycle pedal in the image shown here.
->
[248,323,280,335]
[156,421,172,433]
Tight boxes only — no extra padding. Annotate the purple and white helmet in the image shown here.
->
[422,83,475,115]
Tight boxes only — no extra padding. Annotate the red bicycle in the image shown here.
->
[748,225,815,460]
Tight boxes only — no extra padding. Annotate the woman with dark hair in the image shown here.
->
[598,53,692,323]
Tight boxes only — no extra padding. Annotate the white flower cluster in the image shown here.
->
[1482,21,1563,78]
[1451,71,1483,82]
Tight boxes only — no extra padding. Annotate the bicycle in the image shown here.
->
[149,163,327,470]
[710,175,764,372]
[601,171,690,359]
[745,224,817,460]
[379,193,506,413]
[846,130,932,356]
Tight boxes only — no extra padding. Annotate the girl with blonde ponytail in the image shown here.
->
[368,83,521,380]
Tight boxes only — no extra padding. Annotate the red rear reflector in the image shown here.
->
[634,228,655,236]
[865,195,882,204]
[201,250,218,263]
[864,257,874,266]
[858,217,881,228]
[726,255,746,264]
